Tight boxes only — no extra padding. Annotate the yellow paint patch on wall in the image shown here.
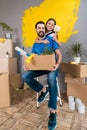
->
[22,0,80,47]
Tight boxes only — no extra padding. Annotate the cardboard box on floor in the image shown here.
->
[10,73,21,91]
[65,74,85,84]
[24,54,55,70]
[0,73,21,108]
[0,57,17,74]
[61,62,87,77]
[67,83,87,105]
[0,39,13,57]
[65,74,87,105]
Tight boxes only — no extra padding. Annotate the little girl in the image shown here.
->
[35,18,62,47]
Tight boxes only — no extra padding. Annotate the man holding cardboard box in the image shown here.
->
[22,21,62,130]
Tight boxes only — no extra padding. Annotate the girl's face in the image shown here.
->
[46,20,55,32]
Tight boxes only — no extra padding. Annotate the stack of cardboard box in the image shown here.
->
[61,62,87,105]
[0,39,21,108]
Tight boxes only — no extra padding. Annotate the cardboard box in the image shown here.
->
[61,62,87,77]
[0,73,21,108]
[65,74,85,84]
[0,39,13,57]
[24,54,55,70]
[67,83,87,105]
[10,73,21,91]
[0,57,17,74]
[65,74,87,105]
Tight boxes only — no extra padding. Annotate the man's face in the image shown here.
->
[36,23,45,38]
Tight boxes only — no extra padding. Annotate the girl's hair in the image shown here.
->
[45,18,56,32]
[46,18,56,26]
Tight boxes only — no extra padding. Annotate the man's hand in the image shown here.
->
[53,64,59,71]
[24,65,29,71]
[46,64,59,71]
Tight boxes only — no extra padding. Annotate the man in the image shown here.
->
[22,21,62,130]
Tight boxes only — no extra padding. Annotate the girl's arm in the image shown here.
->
[35,38,49,44]
[53,33,62,47]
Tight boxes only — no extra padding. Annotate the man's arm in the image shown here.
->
[51,49,62,71]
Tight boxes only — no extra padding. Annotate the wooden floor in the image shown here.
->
[0,87,87,130]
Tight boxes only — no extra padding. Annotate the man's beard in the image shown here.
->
[38,31,45,38]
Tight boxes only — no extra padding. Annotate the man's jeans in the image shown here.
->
[22,69,59,110]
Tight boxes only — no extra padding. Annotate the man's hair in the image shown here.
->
[35,21,45,29]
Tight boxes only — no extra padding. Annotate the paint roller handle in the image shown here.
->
[15,46,30,57]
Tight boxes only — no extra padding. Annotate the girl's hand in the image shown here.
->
[42,39,49,44]
[35,39,49,44]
